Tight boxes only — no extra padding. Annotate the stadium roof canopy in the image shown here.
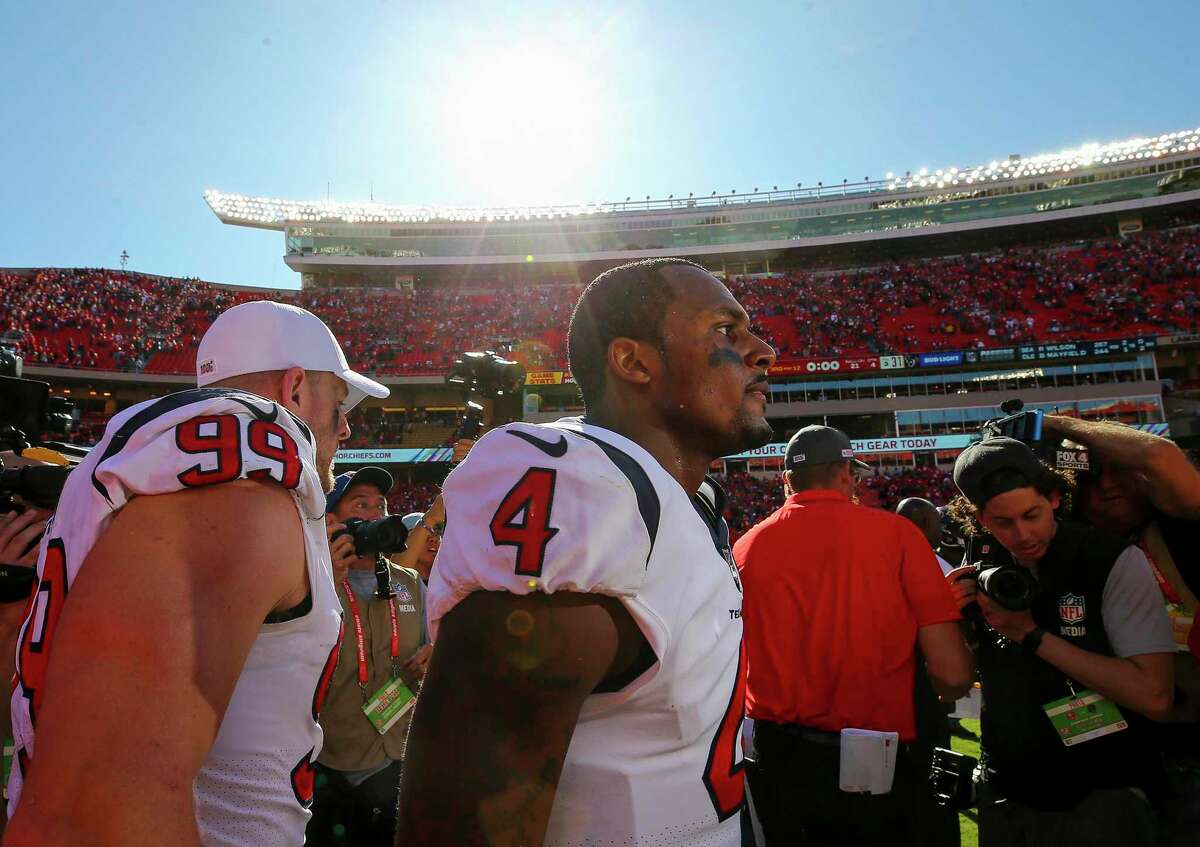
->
[205,127,1200,229]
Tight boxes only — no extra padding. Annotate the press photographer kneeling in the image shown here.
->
[946,431,1175,847]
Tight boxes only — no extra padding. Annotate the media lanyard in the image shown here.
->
[1139,540,1183,606]
[342,578,402,701]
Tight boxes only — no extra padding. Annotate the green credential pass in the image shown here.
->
[362,677,416,735]
[1043,690,1128,746]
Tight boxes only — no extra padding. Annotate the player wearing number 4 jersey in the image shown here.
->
[398,259,777,847]
[6,302,389,847]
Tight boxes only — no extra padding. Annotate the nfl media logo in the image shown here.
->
[396,586,413,603]
[1059,594,1086,624]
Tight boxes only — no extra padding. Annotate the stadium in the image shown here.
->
[5,125,1199,537]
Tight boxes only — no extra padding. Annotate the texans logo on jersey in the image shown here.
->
[721,547,742,593]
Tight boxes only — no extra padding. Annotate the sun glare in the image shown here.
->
[437,40,611,205]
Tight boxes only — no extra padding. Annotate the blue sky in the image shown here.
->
[2,0,1198,289]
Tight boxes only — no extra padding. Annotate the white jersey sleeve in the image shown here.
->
[426,422,656,639]
[9,388,338,844]
[89,388,325,518]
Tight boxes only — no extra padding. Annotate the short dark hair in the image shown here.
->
[567,258,708,410]
[786,461,846,492]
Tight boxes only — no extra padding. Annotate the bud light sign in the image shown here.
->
[917,351,964,367]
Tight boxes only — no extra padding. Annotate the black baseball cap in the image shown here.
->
[785,425,870,471]
[325,466,394,513]
[953,437,1045,508]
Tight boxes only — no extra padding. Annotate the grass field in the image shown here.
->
[951,718,982,847]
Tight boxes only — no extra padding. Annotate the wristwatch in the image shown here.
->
[1021,626,1046,655]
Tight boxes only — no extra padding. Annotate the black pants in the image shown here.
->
[307,759,403,847]
[750,722,929,847]
[976,782,1156,847]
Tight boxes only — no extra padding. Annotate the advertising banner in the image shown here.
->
[978,347,1017,363]
[1156,333,1200,347]
[917,351,963,368]
[334,447,454,465]
[525,371,565,386]
[724,434,975,460]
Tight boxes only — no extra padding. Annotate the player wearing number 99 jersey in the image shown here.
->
[398,260,777,847]
[6,301,389,847]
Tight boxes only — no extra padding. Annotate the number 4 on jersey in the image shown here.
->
[490,468,559,577]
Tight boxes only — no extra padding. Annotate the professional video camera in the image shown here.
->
[0,349,78,513]
[445,350,525,399]
[982,399,1092,473]
[957,532,1039,613]
[1,350,76,451]
[446,350,525,443]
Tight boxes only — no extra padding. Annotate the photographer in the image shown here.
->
[393,440,472,587]
[310,466,428,846]
[1045,414,1200,649]
[947,437,1176,846]
[1044,415,1200,845]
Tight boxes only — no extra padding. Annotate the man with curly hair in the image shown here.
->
[946,436,1175,847]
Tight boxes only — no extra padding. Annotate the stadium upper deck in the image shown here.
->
[205,127,1200,275]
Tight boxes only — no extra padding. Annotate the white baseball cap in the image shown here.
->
[196,300,389,411]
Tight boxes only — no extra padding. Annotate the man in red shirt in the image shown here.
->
[735,425,972,845]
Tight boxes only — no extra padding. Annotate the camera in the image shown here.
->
[446,350,524,458]
[0,349,81,515]
[335,515,409,558]
[334,516,409,600]
[957,534,1039,612]
[445,351,525,399]
[0,462,72,514]
[455,399,485,442]
[929,746,978,809]
[1,349,77,452]
[983,399,1092,473]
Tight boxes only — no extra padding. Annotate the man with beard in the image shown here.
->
[398,259,776,846]
[6,301,388,847]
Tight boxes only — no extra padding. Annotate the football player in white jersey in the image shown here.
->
[398,259,777,846]
[5,301,388,847]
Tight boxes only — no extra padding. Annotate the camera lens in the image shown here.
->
[345,515,409,556]
[978,565,1037,611]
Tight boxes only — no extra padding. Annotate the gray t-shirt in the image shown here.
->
[1100,545,1177,658]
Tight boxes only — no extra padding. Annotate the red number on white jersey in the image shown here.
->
[176,414,242,487]
[702,641,747,820]
[16,539,70,725]
[176,414,302,489]
[489,468,559,577]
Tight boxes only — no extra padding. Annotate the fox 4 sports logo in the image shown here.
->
[1055,448,1091,472]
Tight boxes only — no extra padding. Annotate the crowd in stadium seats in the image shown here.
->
[4,226,1200,378]
[857,465,957,510]
[385,481,442,519]
[730,225,1200,358]
[716,466,956,540]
